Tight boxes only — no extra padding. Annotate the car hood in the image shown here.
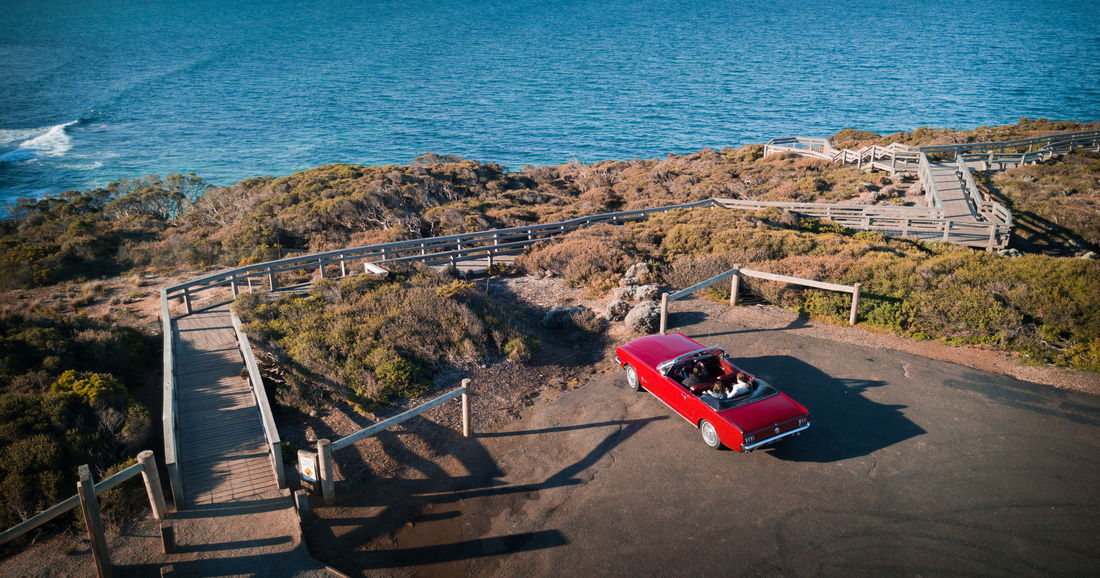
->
[719,392,808,432]
[617,333,702,369]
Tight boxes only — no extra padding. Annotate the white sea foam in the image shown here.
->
[59,160,104,171]
[0,121,78,162]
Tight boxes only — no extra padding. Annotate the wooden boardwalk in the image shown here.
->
[926,161,980,221]
[174,304,279,506]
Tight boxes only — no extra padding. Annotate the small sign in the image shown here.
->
[298,451,317,483]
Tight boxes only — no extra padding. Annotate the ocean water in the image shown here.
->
[1,0,1098,203]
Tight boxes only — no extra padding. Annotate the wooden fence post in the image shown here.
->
[461,378,472,438]
[317,439,334,505]
[182,289,192,315]
[849,283,861,326]
[659,293,669,334]
[730,265,741,306]
[77,465,112,578]
[230,277,238,298]
[136,450,167,520]
[267,267,276,291]
[340,255,346,277]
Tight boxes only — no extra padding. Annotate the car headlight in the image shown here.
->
[798,417,808,426]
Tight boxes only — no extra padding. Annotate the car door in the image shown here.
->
[639,365,694,422]
[665,379,701,420]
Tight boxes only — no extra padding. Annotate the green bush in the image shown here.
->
[51,370,125,404]
[504,336,539,363]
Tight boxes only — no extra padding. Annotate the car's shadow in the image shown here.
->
[733,355,925,462]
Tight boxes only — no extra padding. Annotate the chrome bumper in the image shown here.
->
[741,422,810,452]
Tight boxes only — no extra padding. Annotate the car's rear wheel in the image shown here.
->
[699,420,722,450]
[625,365,642,391]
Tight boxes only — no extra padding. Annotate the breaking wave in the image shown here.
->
[0,121,78,163]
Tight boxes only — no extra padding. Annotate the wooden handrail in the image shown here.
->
[159,289,183,507]
[659,265,862,333]
[229,309,285,490]
[0,451,167,547]
[160,199,718,305]
[329,384,469,452]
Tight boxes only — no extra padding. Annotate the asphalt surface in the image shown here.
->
[342,308,1100,576]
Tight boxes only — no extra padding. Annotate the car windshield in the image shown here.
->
[657,347,725,376]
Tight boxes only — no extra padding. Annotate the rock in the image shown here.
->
[605,300,631,321]
[611,287,633,301]
[624,302,662,334]
[613,283,660,302]
[1077,251,1097,260]
[620,262,651,286]
[542,306,586,329]
[996,248,1022,258]
[1020,174,1038,183]
[632,284,660,301]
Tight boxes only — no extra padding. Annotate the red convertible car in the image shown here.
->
[615,333,810,451]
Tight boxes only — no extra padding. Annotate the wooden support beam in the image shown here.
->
[137,450,167,520]
[77,465,112,578]
[849,283,861,326]
[659,293,668,334]
[159,521,176,554]
[317,439,334,505]
[730,267,741,306]
[461,378,472,438]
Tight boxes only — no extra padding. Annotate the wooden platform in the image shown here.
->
[926,161,980,221]
[173,304,279,506]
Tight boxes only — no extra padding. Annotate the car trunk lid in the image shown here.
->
[719,392,808,433]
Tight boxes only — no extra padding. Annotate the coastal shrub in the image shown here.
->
[979,150,1100,252]
[50,370,125,405]
[534,205,1100,370]
[517,224,631,292]
[504,335,539,363]
[236,264,533,409]
[0,311,156,537]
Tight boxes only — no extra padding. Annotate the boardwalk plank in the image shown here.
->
[172,304,278,506]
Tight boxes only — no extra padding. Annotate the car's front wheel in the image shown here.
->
[625,365,642,391]
[699,420,722,450]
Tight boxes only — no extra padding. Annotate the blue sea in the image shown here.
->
[1,0,1098,204]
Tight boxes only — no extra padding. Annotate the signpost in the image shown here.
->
[298,451,318,493]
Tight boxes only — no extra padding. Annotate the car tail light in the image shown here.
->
[744,434,755,443]
[798,417,808,427]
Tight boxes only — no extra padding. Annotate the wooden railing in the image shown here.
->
[765,137,921,174]
[658,265,862,333]
[312,380,471,504]
[955,156,1012,228]
[159,289,183,508]
[768,130,1100,179]
[161,199,717,314]
[916,129,1100,156]
[0,451,167,547]
[229,309,286,491]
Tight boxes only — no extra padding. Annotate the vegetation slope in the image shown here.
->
[0,118,1098,545]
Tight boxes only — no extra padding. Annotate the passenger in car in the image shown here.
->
[730,372,754,397]
[702,382,728,401]
[681,362,709,387]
